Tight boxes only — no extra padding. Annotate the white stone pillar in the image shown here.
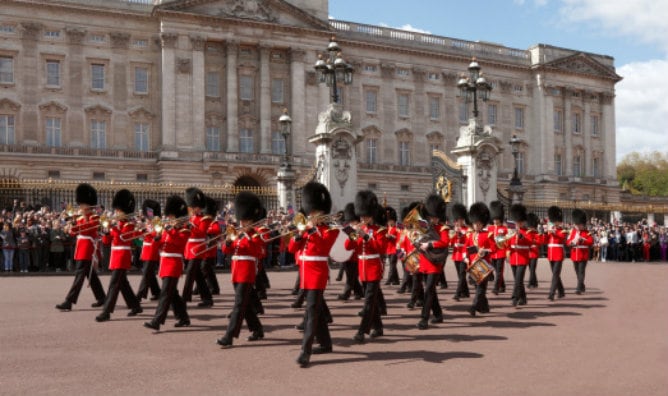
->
[190,35,206,150]
[290,49,306,161]
[226,40,239,152]
[160,32,178,150]
[259,44,271,154]
[601,93,616,180]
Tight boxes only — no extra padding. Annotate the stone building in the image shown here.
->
[0,0,622,211]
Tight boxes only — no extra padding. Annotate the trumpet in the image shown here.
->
[259,212,308,242]
[119,217,164,240]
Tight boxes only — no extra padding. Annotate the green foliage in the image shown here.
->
[617,151,668,196]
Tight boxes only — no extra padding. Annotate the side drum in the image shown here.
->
[467,258,493,284]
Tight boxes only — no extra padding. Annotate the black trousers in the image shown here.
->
[511,265,527,304]
[548,260,565,298]
[341,260,363,298]
[137,260,161,299]
[182,258,212,303]
[400,266,414,291]
[492,258,506,292]
[573,261,587,292]
[153,277,188,325]
[438,265,448,288]
[421,273,442,322]
[528,258,538,287]
[410,272,424,304]
[454,261,470,298]
[102,269,140,314]
[225,282,262,339]
[471,277,489,312]
[201,257,220,294]
[301,289,331,355]
[64,260,106,305]
[358,281,382,334]
[386,254,400,284]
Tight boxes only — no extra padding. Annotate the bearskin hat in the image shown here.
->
[203,196,219,217]
[527,212,539,229]
[112,189,136,215]
[547,205,563,223]
[468,202,490,226]
[185,187,206,209]
[234,191,262,221]
[343,202,359,223]
[421,194,447,222]
[509,204,528,223]
[75,183,97,206]
[451,203,468,222]
[489,201,505,221]
[385,206,397,222]
[354,190,378,217]
[141,199,161,218]
[164,195,187,218]
[302,182,332,215]
[572,208,587,226]
[373,204,388,227]
[255,206,268,222]
[400,201,421,222]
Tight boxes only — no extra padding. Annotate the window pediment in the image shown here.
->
[84,104,112,116]
[128,106,154,119]
[0,98,21,111]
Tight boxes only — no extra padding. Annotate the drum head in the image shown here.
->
[329,231,354,263]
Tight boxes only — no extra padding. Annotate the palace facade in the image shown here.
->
[0,0,622,211]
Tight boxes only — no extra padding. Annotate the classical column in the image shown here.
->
[380,63,396,162]
[290,49,306,160]
[226,40,239,152]
[65,27,86,146]
[160,32,178,150]
[259,44,271,154]
[110,32,130,149]
[190,35,206,150]
[19,22,42,144]
[600,93,616,180]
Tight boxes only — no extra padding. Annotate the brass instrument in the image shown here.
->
[120,217,163,240]
[71,213,111,234]
[494,230,517,249]
[189,218,268,256]
[260,212,308,243]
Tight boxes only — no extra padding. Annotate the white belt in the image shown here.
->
[77,235,94,241]
[454,243,465,247]
[232,255,257,262]
[111,246,131,251]
[574,245,589,249]
[358,254,380,260]
[143,242,152,247]
[188,238,205,242]
[300,255,329,261]
[160,252,183,258]
[510,245,530,250]
[548,244,564,248]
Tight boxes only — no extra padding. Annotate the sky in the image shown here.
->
[329,0,668,163]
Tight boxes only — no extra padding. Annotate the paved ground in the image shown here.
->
[1,259,667,396]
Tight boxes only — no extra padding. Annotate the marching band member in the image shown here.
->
[95,189,143,322]
[397,202,419,297]
[488,201,508,294]
[201,196,221,295]
[337,203,363,301]
[346,191,386,343]
[384,206,401,286]
[144,196,191,331]
[56,183,106,311]
[567,209,594,295]
[450,203,470,301]
[507,204,533,307]
[182,187,214,308]
[417,194,450,330]
[136,199,162,302]
[288,182,339,368]
[526,213,542,289]
[217,192,265,348]
[546,206,567,300]
[254,207,271,301]
[464,202,495,316]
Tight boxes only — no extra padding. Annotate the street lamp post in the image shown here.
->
[314,36,353,104]
[276,109,295,211]
[457,57,492,120]
[278,108,292,169]
[509,134,522,186]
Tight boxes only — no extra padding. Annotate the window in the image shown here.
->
[134,122,149,152]
[429,143,440,153]
[514,107,524,129]
[399,141,410,166]
[397,68,409,76]
[487,103,497,125]
[572,112,582,134]
[365,90,377,114]
[366,137,377,164]
[593,157,600,178]
[427,72,439,81]
[47,170,60,178]
[239,128,254,153]
[554,154,562,176]
[364,64,377,72]
[90,120,106,149]
[0,115,15,144]
[45,117,62,147]
[206,126,221,151]
[91,64,105,90]
[132,39,148,48]
[334,86,343,105]
[429,96,440,120]
[90,34,105,43]
[554,108,563,133]
[136,173,148,182]
[573,155,582,177]
[517,152,525,175]
[239,75,254,101]
[400,184,410,192]
[459,102,469,123]
[397,94,409,117]
[46,60,60,87]
[0,25,15,34]
[591,115,600,136]
[206,72,219,97]
[0,56,13,83]
[271,131,285,155]
[134,67,148,94]
[513,84,523,93]
[92,172,105,180]
[44,30,60,39]
[271,79,284,103]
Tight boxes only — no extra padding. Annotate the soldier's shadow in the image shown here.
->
[312,349,484,367]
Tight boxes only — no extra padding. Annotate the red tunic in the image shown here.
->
[385,225,399,255]
[488,224,508,260]
[109,220,141,270]
[464,228,494,265]
[69,214,100,261]
[288,224,339,290]
[184,214,211,260]
[567,228,594,261]
[397,229,416,271]
[204,220,222,260]
[140,229,160,262]
[222,230,261,284]
[450,226,468,262]
[527,229,542,260]
[158,225,190,278]
[344,224,385,282]
[418,224,450,274]
[508,228,533,266]
[546,226,567,262]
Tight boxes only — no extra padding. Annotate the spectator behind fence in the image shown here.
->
[1,223,17,272]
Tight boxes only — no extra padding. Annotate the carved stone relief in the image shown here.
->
[110,32,130,49]
[177,58,191,74]
[332,136,352,192]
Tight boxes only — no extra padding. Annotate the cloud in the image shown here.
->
[379,22,431,35]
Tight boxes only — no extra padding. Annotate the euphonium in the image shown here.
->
[494,230,517,249]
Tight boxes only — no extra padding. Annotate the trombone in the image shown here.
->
[258,212,308,242]
[189,218,267,256]
[119,217,164,240]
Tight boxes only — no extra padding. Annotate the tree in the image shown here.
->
[617,151,668,196]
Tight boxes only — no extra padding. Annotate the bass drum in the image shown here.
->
[329,231,354,263]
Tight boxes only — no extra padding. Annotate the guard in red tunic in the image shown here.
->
[95,189,142,322]
[546,206,567,300]
[136,199,162,302]
[56,183,106,310]
[346,191,385,343]
[417,194,450,330]
[144,195,191,331]
[506,204,534,307]
[288,182,339,368]
[450,203,470,301]
[397,202,420,300]
[384,206,401,286]
[464,202,495,316]
[182,187,214,307]
[337,203,363,301]
[488,201,508,294]
[526,213,542,289]
[201,196,221,296]
[567,209,594,295]
[217,192,265,348]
